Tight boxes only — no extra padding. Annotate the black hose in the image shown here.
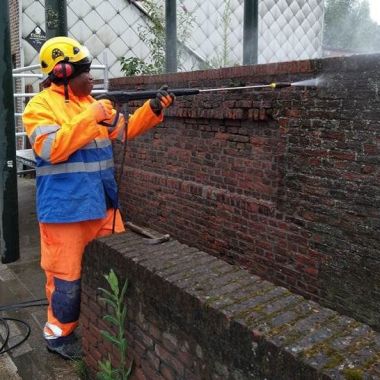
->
[0,298,48,355]
[0,298,48,312]
[0,318,31,354]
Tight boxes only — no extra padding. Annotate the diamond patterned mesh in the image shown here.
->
[259,0,324,62]
[21,0,324,79]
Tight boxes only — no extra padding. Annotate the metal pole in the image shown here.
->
[243,0,259,65]
[45,0,68,38]
[0,0,20,263]
[165,0,177,73]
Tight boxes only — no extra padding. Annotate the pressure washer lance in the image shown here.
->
[98,82,293,104]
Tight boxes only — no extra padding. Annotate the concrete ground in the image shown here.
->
[0,177,81,379]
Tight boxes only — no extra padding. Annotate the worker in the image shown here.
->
[22,36,175,360]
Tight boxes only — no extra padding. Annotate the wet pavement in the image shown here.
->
[0,177,80,379]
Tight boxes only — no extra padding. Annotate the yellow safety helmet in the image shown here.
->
[39,36,91,75]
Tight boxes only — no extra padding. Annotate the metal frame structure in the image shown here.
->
[1,0,19,263]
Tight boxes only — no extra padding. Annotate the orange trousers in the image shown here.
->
[39,209,124,339]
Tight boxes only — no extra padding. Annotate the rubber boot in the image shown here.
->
[45,333,82,360]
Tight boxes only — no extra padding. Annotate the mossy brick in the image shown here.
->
[286,326,337,355]
[83,211,380,379]
[222,286,289,318]
[330,325,374,351]
[155,249,205,271]
[158,253,214,282]
[269,308,337,348]
[174,260,237,293]
[198,275,256,298]
[166,255,219,284]
[240,294,304,328]
[206,280,273,310]
[204,268,258,291]
[203,272,256,297]
[115,58,380,331]
[141,244,198,268]
[125,241,182,263]
[172,262,232,292]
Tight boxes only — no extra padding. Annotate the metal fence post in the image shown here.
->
[45,0,68,39]
[0,0,20,263]
[243,0,258,65]
[165,0,177,73]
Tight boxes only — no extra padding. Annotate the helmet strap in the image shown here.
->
[63,58,70,103]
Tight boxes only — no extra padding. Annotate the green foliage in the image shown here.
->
[324,0,380,52]
[208,0,237,68]
[343,368,364,380]
[97,270,132,380]
[137,0,166,74]
[73,359,90,380]
[120,0,195,75]
[119,57,155,76]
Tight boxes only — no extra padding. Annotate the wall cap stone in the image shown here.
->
[83,231,380,379]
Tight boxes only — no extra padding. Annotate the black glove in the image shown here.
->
[149,85,175,115]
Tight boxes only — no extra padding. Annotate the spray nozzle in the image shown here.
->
[269,82,292,89]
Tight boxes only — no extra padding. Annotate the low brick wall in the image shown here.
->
[110,55,380,330]
[81,232,380,380]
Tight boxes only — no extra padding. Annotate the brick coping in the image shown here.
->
[84,231,380,379]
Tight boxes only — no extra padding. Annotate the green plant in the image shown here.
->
[97,269,131,380]
[137,0,166,74]
[119,57,155,76]
[208,0,238,68]
[120,0,195,75]
[74,359,90,380]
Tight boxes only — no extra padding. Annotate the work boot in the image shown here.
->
[45,333,83,360]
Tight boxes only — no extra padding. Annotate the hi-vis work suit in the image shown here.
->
[22,83,163,340]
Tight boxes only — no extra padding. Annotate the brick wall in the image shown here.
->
[109,55,380,331]
[81,232,380,379]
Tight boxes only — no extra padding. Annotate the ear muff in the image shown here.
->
[52,62,74,79]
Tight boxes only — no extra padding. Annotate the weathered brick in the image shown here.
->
[82,54,380,379]
[83,232,380,380]
[155,344,185,377]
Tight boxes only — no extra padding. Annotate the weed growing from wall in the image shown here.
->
[97,269,131,380]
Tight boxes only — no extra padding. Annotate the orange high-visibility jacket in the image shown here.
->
[23,83,163,223]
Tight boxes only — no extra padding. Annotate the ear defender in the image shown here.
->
[52,62,74,79]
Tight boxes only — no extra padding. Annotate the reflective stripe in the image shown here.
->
[40,133,57,161]
[83,138,112,150]
[30,125,60,144]
[38,137,112,161]
[44,322,63,338]
[36,158,114,176]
